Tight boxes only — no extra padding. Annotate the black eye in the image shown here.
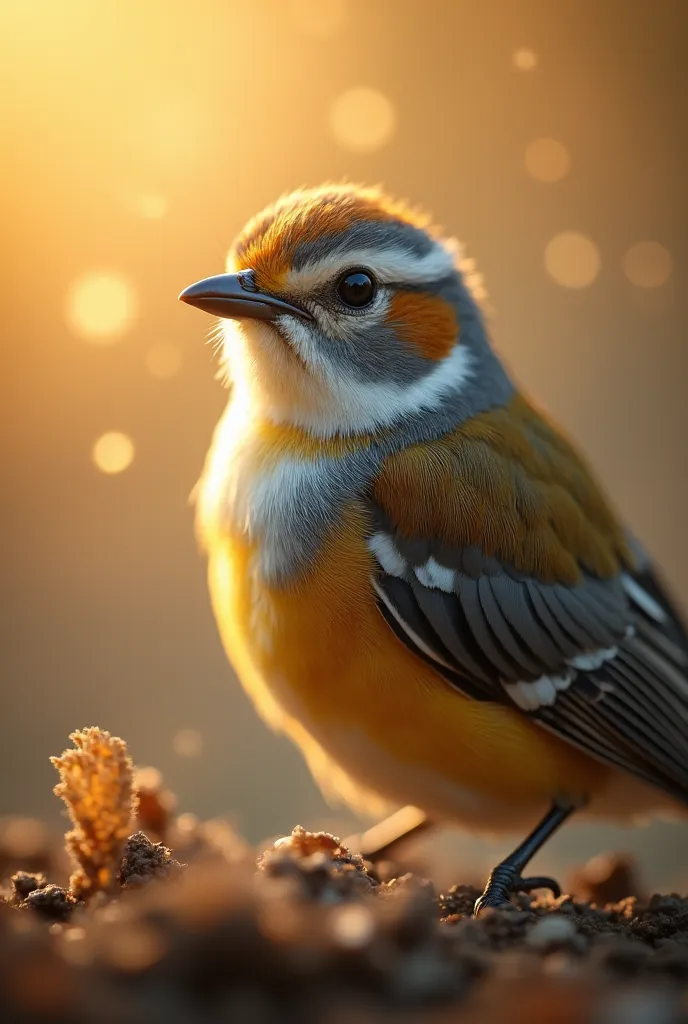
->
[336,269,376,308]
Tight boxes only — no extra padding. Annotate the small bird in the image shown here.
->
[180,184,688,913]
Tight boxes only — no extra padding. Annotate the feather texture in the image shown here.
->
[373,395,631,584]
[369,400,688,805]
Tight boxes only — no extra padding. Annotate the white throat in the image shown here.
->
[224,317,473,439]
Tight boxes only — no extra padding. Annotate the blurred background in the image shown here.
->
[3,0,687,890]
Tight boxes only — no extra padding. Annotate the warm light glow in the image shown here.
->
[330,904,375,948]
[128,97,212,174]
[146,343,183,378]
[117,189,168,219]
[173,728,203,758]
[92,432,135,474]
[175,813,198,835]
[329,87,396,153]
[288,0,345,36]
[137,193,168,219]
[101,923,166,971]
[513,48,538,70]
[545,232,601,289]
[525,138,570,182]
[623,242,673,288]
[1,818,47,857]
[59,926,91,967]
[66,272,137,342]
[134,766,163,791]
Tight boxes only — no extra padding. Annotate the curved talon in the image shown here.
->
[518,875,561,898]
[473,868,562,915]
[473,805,572,916]
[474,892,508,916]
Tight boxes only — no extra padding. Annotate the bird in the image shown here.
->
[179,183,688,914]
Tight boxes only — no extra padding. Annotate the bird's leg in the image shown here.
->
[474,803,573,916]
[344,805,433,861]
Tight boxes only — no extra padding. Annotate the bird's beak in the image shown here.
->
[178,270,313,322]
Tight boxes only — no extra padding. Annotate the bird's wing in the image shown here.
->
[368,396,688,804]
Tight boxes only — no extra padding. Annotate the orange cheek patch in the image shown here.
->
[386,292,458,360]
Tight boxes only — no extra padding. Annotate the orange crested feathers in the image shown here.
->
[373,394,632,585]
[232,184,436,294]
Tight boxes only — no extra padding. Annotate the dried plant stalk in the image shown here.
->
[51,727,139,899]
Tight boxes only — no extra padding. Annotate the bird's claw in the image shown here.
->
[474,866,561,916]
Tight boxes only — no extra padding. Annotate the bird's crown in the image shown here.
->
[181,183,508,437]
[234,184,438,288]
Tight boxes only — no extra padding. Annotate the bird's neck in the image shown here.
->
[195,396,385,584]
[197,325,515,584]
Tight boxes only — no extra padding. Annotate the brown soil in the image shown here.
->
[1,734,688,1023]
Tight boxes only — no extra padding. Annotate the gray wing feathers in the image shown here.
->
[490,576,563,669]
[634,617,688,669]
[541,587,599,648]
[411,584,492,683]
[368,521,688,805]
[479,577,544,676]
[456,577,516,678]
[524,582,581,659]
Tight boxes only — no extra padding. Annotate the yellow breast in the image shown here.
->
[203,483,610,827]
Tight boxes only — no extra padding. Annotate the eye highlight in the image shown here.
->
[336,269,377,309]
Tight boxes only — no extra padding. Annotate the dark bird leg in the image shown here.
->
[474,803,573,916]
[344,805,433,861]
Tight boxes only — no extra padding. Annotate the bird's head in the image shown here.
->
[180,184,506,437]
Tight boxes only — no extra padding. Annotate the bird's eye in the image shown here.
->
[336,269,377,309]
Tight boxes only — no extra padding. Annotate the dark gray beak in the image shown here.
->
[178,270,313,322]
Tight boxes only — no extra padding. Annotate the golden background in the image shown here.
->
[3,0,687,888]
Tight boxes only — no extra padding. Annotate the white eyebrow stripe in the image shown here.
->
[284,242,456,292]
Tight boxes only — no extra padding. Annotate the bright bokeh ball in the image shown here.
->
[623,242,673,288]
[92,432,135,475]
[137,193,168,219]
[173,728,204,758]
[513,48,538,70]
[329,87,396,153]
[66,272,137,342]
[545,232,601,289]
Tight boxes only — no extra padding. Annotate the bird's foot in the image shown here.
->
[474,865,561,916]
